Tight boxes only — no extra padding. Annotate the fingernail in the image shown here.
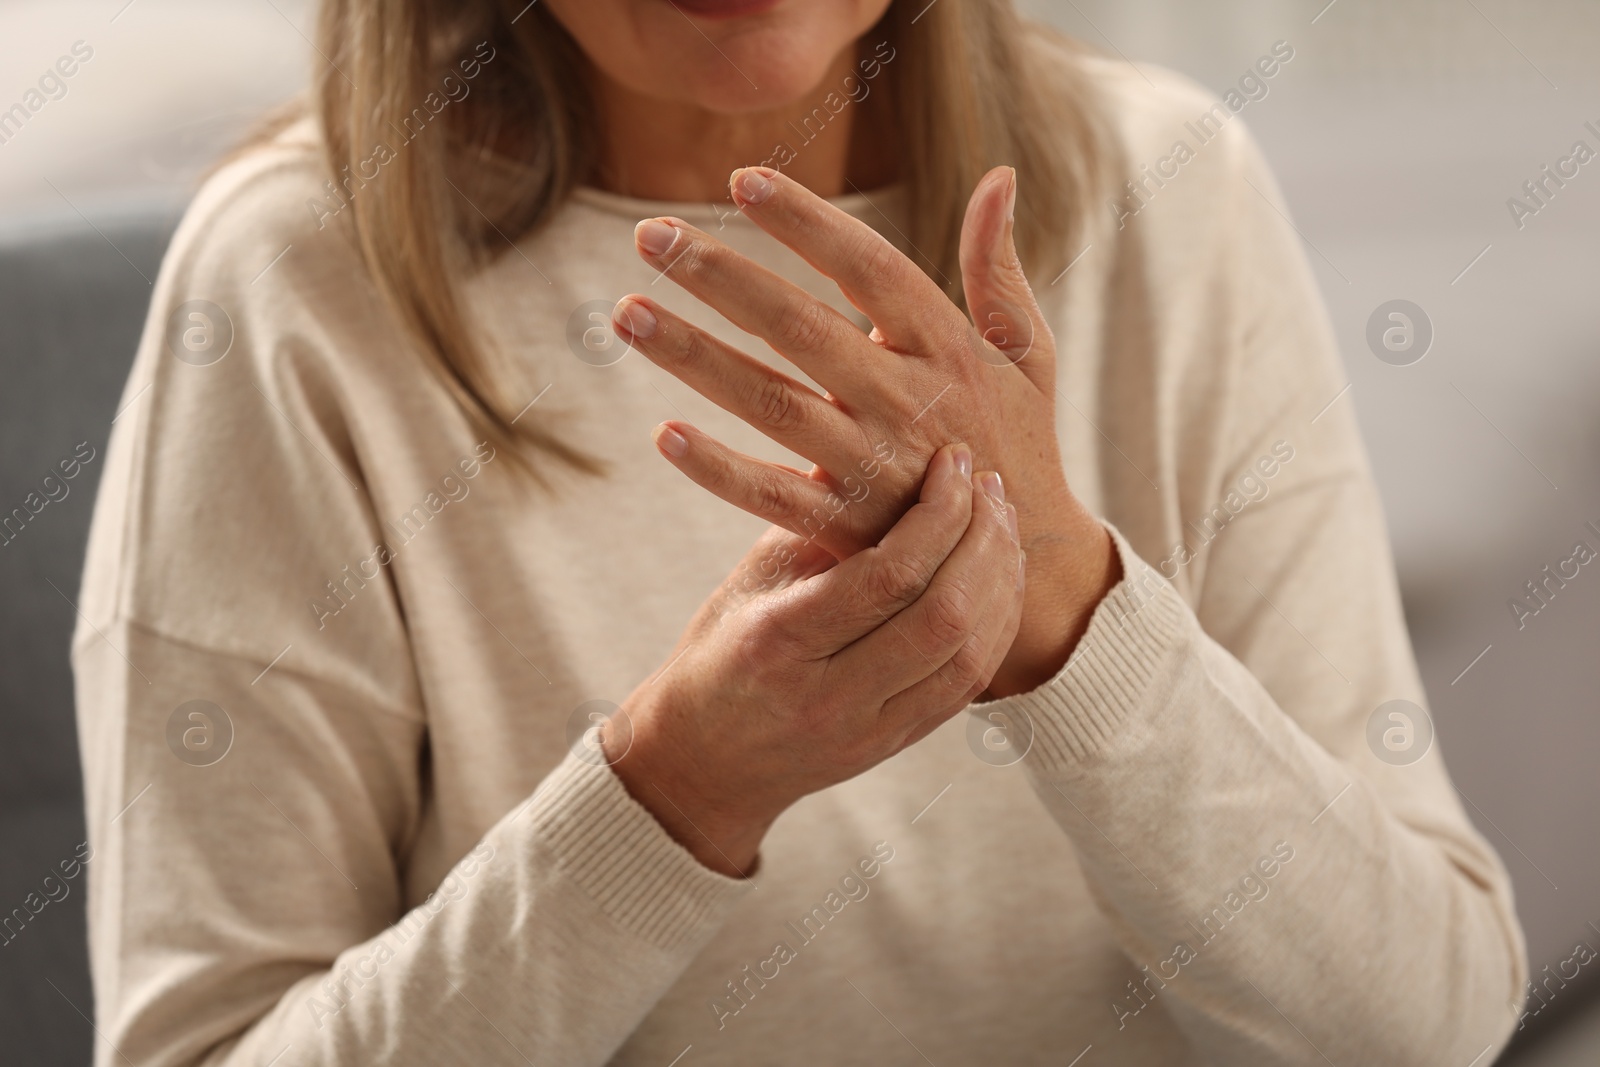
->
[980,471,1005,502]
[732,167,773,206]
[613,298,657,340]
[1016,550,1026,591]
[1003,167,1017,223]
[653,424,688,458]
[636,218,678,256]
[953,444,973,480]
[1005,502,1019,542]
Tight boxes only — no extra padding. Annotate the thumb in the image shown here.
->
[958,165,1053,390]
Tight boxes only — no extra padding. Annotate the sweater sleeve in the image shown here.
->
[976,123,1528,1063]
[77,628,747,1066]
[72,136,750,1067]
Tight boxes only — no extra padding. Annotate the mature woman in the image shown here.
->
[75,0,1525,1063]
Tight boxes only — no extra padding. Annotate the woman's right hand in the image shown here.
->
[604,444,1024,877]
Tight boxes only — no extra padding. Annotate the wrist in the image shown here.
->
[989,509,1120,698]
[604,688,773,879]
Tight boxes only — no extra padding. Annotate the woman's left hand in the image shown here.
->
[611,165,1119,697]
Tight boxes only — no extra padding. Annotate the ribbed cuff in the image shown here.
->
[979,524,1189,770]
[524,751,753,951]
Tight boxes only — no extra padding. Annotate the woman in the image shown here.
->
[75,0,1526,1063]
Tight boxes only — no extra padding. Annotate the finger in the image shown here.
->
[971,547,1026,700]
[878,497,1022,718]
[889,546,1025,751]
[775,443,975,654]
[728,166,956,351]
[831,470,1019,702]
[634,217,880,398]
[614,295,864,474]
[650,421,871,561]
[957,166,1055,391]
[685,524,834,639]
[936,531,1025,704]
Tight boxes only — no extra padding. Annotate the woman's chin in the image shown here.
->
[549,0,890,117]
[659,0,786,18]
[684,73,838,117]
[675,38,850,115]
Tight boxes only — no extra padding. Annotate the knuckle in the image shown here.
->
[915,483,972,538]
[975,495,1010,541]
[729,620,772,681]
[673,239,716,284]
[866,551,930,610]
[921,585,974,650]
[738,602,801,670]
[749,472,794,521]
[678,324,717,366]
[852,231,903,283]
[945,634,989,691]
[938,482,975,525]
[751,375,802,433]
[773,299,836,355]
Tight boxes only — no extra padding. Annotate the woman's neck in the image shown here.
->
[586,41,897,203]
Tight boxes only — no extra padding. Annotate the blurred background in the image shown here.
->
[1,0,1595,1063]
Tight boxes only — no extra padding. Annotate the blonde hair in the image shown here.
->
[254,0,1101,476]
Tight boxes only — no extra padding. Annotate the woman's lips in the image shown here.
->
[662,0,783,19]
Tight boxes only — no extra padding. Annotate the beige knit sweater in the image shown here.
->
[74,49,1525,1066]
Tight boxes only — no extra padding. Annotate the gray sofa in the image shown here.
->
[0,207,178,1065]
